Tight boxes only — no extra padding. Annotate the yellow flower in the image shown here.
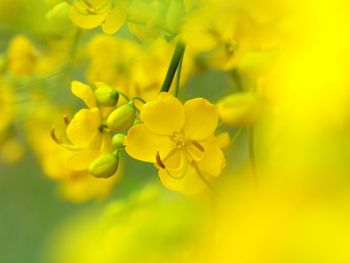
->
[68,0,126,34]
[7,35,38,76]
[26,103,120,202]
[52,81,114,172]
[125,92,226,194]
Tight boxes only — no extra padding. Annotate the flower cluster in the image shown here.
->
[0,0,279,200]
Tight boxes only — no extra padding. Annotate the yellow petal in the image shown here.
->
[125,124,174,163]
[71,81,97,108]
[67,149,100,171]
[197,142,226,177]
[183,98,218,140]
[102,6,126,34]
[66,108,102,148]
[68,5,107,29]
[158,161,209,194]
[161,149,185,171]
[215,132,231,149]
[140,92,185,135]
[186,140,205,162]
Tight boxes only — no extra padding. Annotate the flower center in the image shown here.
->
[170,131,186,148]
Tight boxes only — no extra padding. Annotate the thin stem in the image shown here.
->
[230,127,243,146]
[69,28,82,60]
[132,97,146,104]
[248,126,258,186]
[115,90,130,102]
[174,51,184,97]
[160,42,186,93]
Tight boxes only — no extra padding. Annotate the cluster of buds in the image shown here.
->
[51,81,141,179]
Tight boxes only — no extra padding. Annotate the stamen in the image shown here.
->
[191,140,205,152]
[50,127,61,144]
[156,151,166,169]
[83,0,93,8]
[63,115,70,126]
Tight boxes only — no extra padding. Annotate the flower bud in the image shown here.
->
[106,102,136,132]
[238,51,271,79]
[112,134,126,149]
[46,2,70,25]
[94,83,119,107]
[89,153,119,178]
[217,92,261,127]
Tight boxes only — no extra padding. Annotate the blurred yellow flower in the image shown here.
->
[7,35,38,76]
[217,92,262,127]
[46,184,202,263]
[125,92,225,194]
[86,35,189,101]
[68,0,126,34]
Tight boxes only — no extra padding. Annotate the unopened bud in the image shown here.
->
[94,83,119,107]
[217,92,261,127]
[46,2,70,24]
[112,134,126,149]
[106,101,136,132]
[89,153,119,178]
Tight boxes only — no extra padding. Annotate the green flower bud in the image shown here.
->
[94,83,119,107]
[89,153,119,178]
[217,92,261,127]
[106,102,136,132]
[112,134,126,149]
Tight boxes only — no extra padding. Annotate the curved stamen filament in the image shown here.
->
[190,140,204,152]
[50,127,81,151]
[156,151,166,169]
[51,127,61,144]
[155,150,187,180]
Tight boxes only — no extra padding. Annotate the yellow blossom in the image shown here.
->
[7,35,38,76]
[68,0,126,34]
[26,104,119,202]
[52,81,114,172]
[125,92,226,194]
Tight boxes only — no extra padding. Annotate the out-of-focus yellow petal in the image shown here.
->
[140,92,185,135]
[102,6,126,34]
[59,168,119,203]
[197,142,225,177]
[158,161,208,194]
[71,81,97,108]
[68,6,106,29]
[217,92,261,127]
[66,108,101,148]
[125,124,174,163]
[215,132,231,149]
[67,149,100,171]
[183,98,218,140]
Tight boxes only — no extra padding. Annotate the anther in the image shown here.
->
[50,127,61,144]
[190,140,205,152]
[156,151,166,169]
[63,115,70,126]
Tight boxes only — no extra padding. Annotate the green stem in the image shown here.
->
[69,28,82,60]
[228,127,243,146]
[174,51,184,97]
[160,42,186,93]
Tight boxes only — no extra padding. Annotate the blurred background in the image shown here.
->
[2,0,350,263]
